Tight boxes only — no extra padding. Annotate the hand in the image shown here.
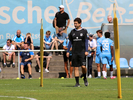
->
[85,52,88,56]
[66,52,69,58]
[25,59,29,62]
[70,47,72,51]
[17,44,20,48]
[88,47,91,51]
[55,26,58,29]
[111,57,114,62]
[60,41,63,44]
[47,43,51,46]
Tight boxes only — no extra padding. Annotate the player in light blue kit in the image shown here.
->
[95,30,105,78]
[101,32,116,79]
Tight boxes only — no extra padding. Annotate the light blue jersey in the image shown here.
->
[101,38,113,54]
[95,36,105,64]
[101,38,114,65]
[63,38,72,56]
[12,35,24,43]
[44,35,52,43]
[96,36,105,55]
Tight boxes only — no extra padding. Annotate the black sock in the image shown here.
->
[75,77,79,84]
[83,74,86,79]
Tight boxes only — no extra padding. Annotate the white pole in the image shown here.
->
[86,56,88,77]
[18,51,20,79]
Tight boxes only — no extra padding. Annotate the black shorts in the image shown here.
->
[72,52,86,67]
[63,52,72,62]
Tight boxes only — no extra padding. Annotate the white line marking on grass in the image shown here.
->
[0,96,37,100]
[94,89,132,91]
[6,90,37,92]
[0,84,12,85]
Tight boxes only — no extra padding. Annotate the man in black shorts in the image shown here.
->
[67,18,88,87]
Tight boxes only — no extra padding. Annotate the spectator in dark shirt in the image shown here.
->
[34,52,52,73]
[54,5,70,34]
[20,43,34,79]
[24,33,34,50]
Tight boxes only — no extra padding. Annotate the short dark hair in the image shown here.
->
[46,31,51,35]
[74,17,82,24]
[105,32,110,38]
[7,39,12,43]
[96,30,102,34]
[24,42,30,46]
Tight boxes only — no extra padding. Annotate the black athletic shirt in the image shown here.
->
[37,52,49,61]
[69,28,88,54]
[55,12,69,27]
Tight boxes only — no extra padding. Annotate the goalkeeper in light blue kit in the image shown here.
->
[100,32,116,79]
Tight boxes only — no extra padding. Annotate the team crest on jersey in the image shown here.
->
[27,53,29,56]
[80,33,83,36]
[73,33,75,36]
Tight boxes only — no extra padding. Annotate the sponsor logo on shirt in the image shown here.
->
[73,37,82,41]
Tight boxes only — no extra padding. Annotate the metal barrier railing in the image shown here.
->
[0,49,94,79]
[0,50,65,79]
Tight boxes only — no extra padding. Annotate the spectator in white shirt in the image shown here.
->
[3,39,15,67]
[87,34,97,78]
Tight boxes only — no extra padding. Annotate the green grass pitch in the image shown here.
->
[0,78,133,100]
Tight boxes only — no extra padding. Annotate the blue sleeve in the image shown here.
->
[63,39,66,46]
[21,36,24,42]
[67,41,71,52]
[65,34,68,38]
[85,39,88,52]
[55,34,57,38]
[30,52,34,55]
[20,52,22,56]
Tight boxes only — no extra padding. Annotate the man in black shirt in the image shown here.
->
[67,18,89,87]
[54,5,70,34]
